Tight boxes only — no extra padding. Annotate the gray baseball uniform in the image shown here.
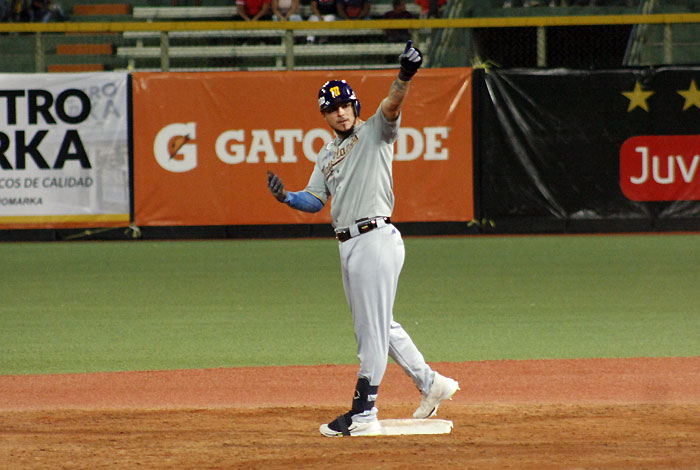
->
[304,103,434,392]
[269,43,459,437]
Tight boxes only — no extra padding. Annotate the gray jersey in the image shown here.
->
[304,104,400,228]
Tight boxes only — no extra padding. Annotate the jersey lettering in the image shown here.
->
[321,134,358,180]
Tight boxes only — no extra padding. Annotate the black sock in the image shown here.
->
[351,377,378,414]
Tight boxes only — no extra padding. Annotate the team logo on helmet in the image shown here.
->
[318,79,360,116]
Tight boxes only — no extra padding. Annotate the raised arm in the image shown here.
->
[381,40,423,122]
[252,1,271,20]
[359,0,370,18]
[271,0,283,18]
[336,0,350,19]
[310,0,321,16]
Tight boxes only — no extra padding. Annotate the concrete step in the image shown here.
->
[48,63,106,72]
[72,3,132,16]
[56,43,115,55]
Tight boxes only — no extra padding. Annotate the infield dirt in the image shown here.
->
[2,357,699,469]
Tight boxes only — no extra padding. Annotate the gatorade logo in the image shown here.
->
[153,123,450,172]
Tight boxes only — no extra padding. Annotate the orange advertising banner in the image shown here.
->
[132,69,473,227]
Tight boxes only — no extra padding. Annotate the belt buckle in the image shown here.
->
[336,217,389,243]
[335,228,350,242]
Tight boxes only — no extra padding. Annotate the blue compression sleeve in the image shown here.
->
[285,190,324,213]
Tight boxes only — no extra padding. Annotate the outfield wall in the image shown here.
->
[1,67,699,240]
[475,67,700,233]
[0,73,130,229]
[130,69,473,227]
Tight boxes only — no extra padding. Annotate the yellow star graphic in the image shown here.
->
[622,81,654,112]
[677,79,700,110]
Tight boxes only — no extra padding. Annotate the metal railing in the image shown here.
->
[2,12,700,72]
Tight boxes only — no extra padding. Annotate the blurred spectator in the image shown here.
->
[336,0,370,20]
[1,0,10,21]
[8,0,29,21]
[307,0,336,43]
[415,0,445,17]
[236,0,272,20]
[506,0,637,6]
[503,1,541,7]
[561,0,636,5]
[28,0,69,22]
[588,0,638,5]
[272,0,302,21]
[383,0,413,43]
[309,0,336,21]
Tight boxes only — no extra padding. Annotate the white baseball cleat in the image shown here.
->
[413,372,460,419]
[319,408,381,437]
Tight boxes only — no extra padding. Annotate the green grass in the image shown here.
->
[1,234,698,375]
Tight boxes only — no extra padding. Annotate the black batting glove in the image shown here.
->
[398,40,423,82]
[267,171,287,203]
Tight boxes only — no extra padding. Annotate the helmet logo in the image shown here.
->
[318,80,359,115]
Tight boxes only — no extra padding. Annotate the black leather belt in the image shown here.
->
[335,217,391,242]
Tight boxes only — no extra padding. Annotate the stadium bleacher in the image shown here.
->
[119,1,422,71]
[1,0,700,73]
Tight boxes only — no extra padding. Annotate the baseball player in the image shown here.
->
[267,41,459,437]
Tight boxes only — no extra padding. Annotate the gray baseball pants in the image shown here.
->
[339,223,435,394]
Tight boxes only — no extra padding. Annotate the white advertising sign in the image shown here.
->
[0,73,129,228]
